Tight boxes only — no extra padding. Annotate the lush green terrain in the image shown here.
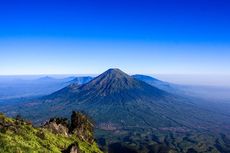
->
[0,112,102,153]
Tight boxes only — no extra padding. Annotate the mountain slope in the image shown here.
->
[11,69,230,132]
[132,74,184,95]
[0,112,102,153]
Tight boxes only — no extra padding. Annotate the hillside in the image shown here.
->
[0,112,102,153]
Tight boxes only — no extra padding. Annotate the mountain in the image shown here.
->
[132,74,183,95]
[133,75,230,102]
[0,76,93,100]
[36,76,57,82]
[10,69,230,130]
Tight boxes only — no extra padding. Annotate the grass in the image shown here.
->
[0,113,102,153]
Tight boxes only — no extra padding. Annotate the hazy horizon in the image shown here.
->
[1,73,230,87]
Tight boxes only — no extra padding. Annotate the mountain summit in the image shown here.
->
[78,68,162,96]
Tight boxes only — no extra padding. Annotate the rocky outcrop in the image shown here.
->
[43,111,95,144]
[62,142,81,153]
[70,111,94,144]
[43,121,69,136]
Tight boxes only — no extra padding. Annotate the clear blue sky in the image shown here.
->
[0,0,230,75]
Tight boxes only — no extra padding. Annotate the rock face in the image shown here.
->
[43,111,95,143]
[43,120,69,136]
[62,142,81,153]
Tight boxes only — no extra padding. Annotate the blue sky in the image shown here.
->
[0,0,230,76]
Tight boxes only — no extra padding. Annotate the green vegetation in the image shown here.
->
[0,113,102,153]
[96,128,230,153]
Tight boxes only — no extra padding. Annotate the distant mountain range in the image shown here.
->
[0,76,93,100]
[133,74,230,101]
[1,72,230,102]
[7,69,229,131]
